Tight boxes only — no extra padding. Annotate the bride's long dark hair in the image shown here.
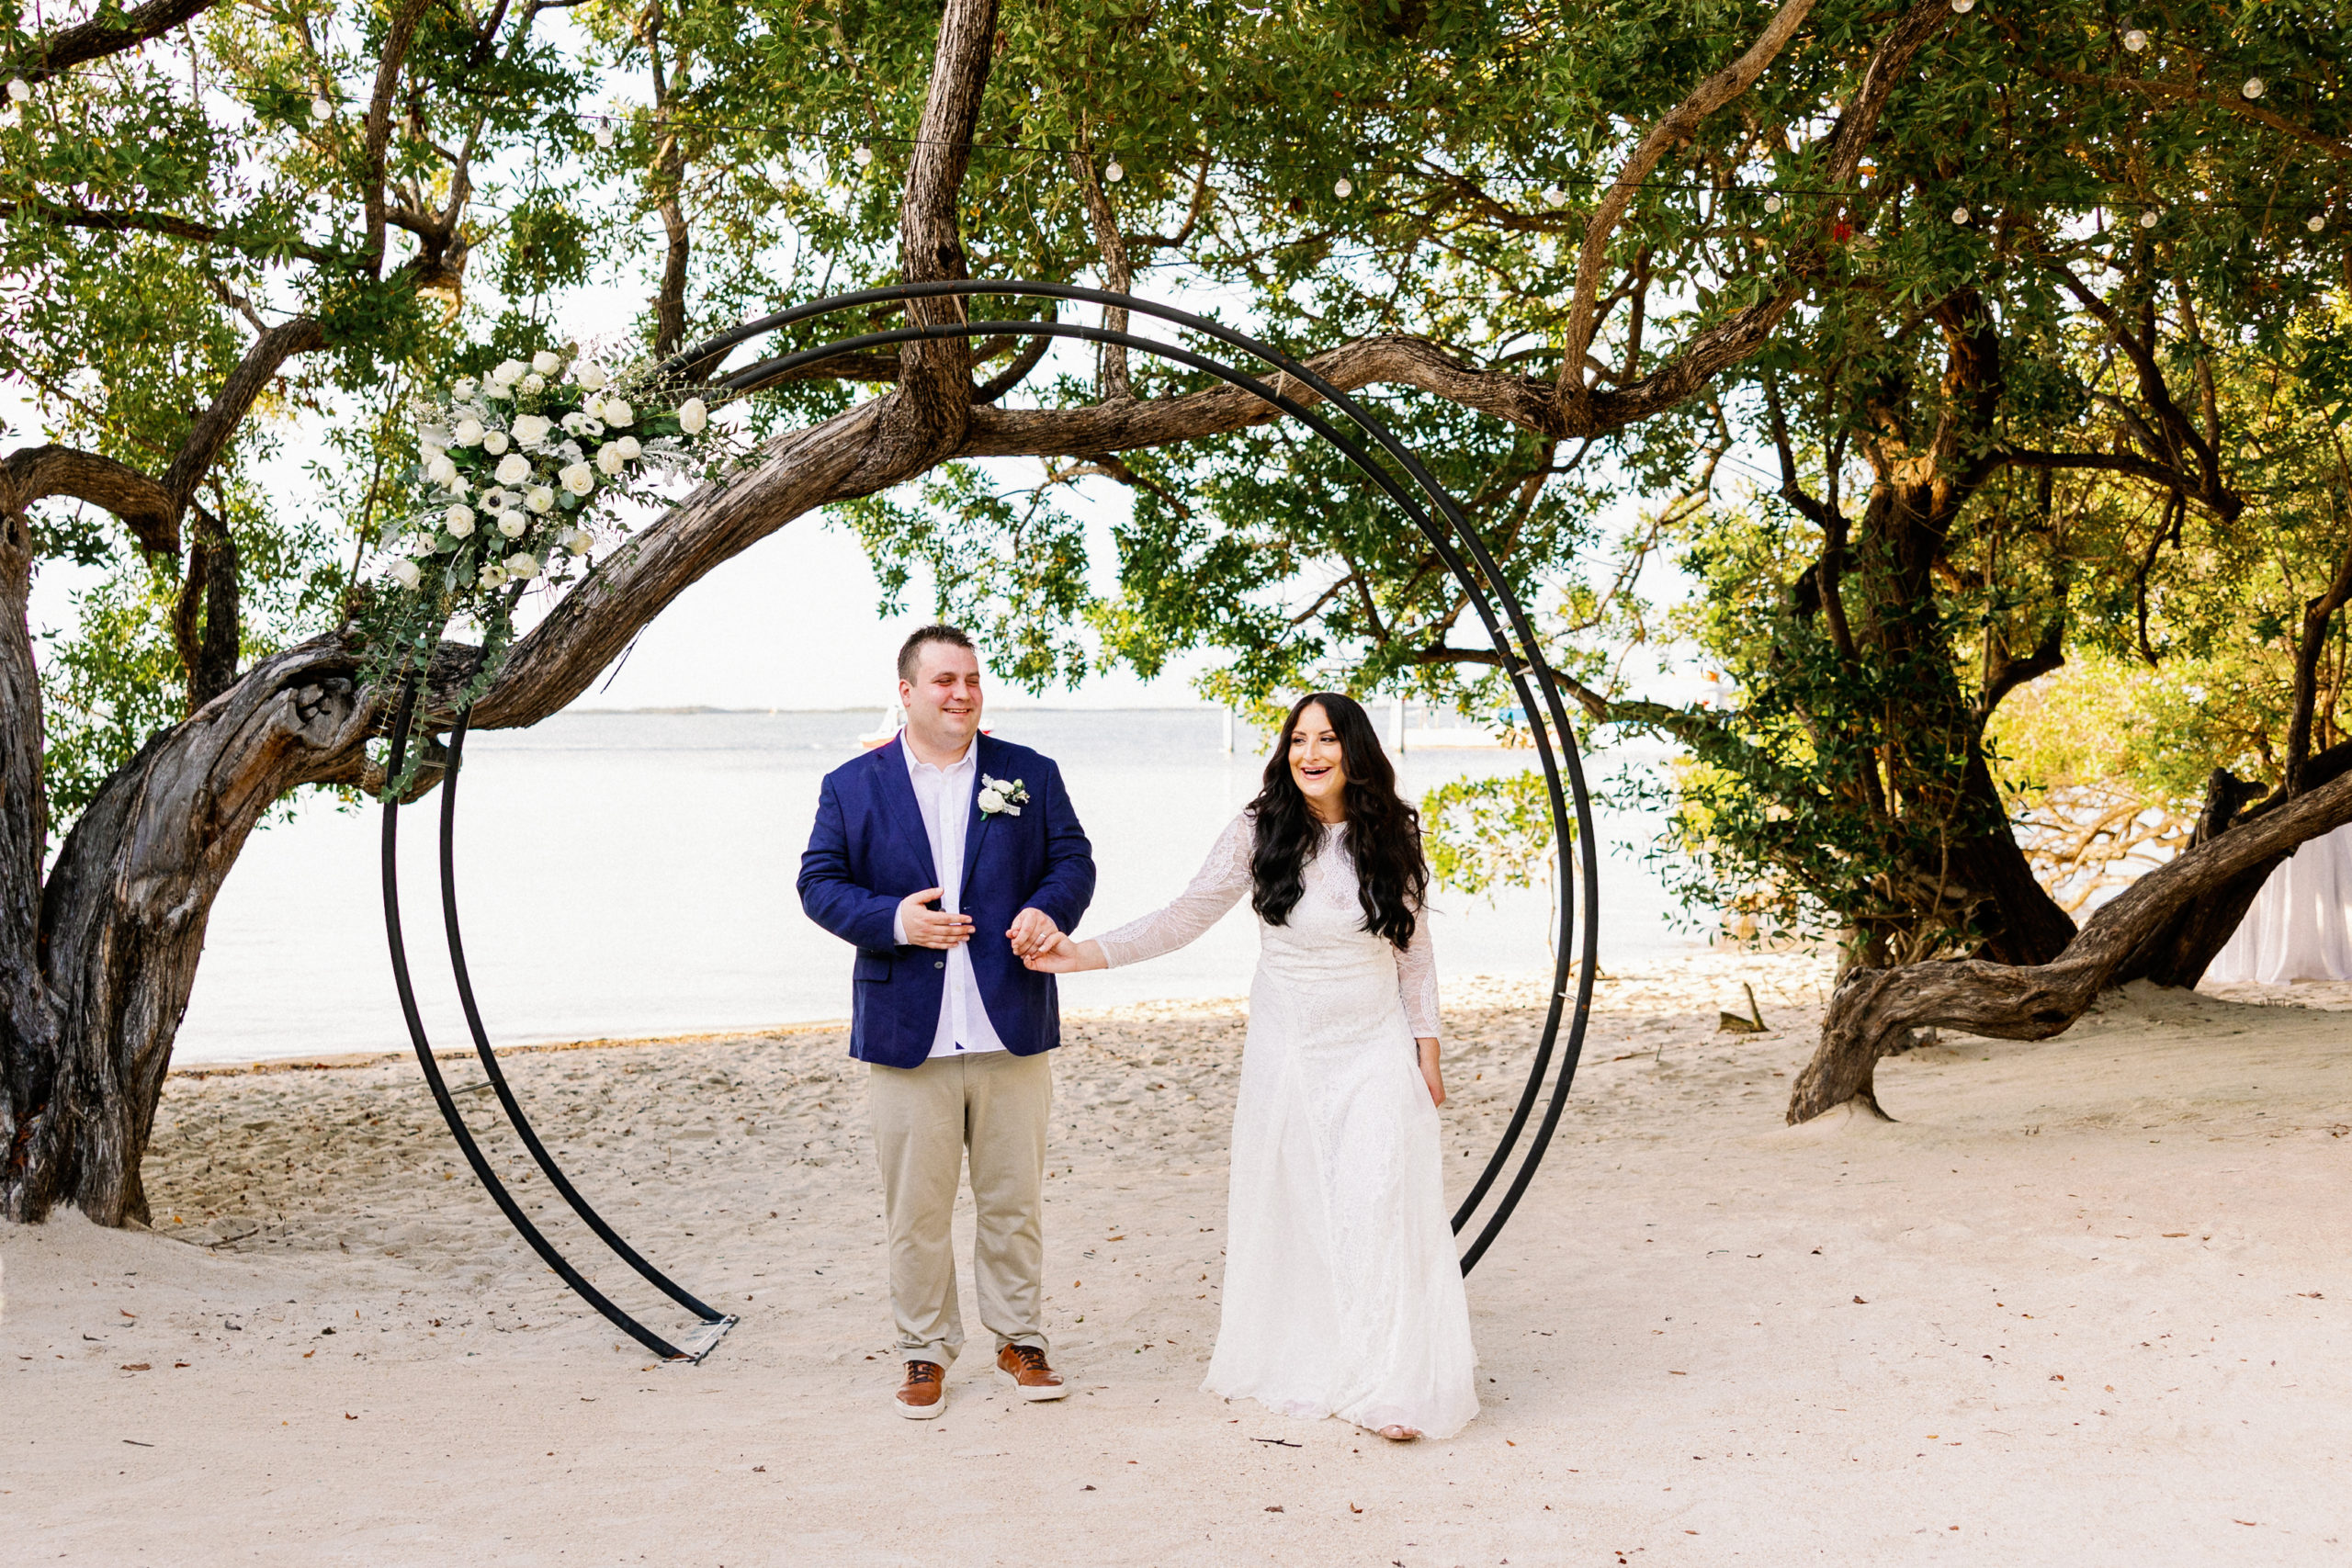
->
[1249,692,1429,949]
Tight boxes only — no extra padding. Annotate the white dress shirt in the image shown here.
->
[891,733,1009,1059]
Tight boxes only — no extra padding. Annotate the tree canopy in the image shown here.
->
[6,0,2352,1224]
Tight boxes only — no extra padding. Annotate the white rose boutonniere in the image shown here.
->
[977,774,1029,818]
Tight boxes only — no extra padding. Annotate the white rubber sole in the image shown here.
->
[895,1387,947,1419]
[995,1368,1069,1402]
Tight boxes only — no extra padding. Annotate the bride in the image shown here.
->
[1025,692,1477,1440]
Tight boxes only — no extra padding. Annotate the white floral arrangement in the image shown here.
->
[978,774,1028,817]
[360,343,728,794]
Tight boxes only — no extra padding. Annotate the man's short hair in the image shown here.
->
[897,624,978,682]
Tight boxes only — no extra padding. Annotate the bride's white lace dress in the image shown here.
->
[1094,812,1478,1437]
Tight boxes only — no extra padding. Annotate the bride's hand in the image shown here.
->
[1023,932,1104,974]
[1417,1037,1445,1107]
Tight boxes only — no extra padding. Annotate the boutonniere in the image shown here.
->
[977,774,1029,818]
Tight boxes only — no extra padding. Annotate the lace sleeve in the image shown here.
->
[1396,906,1440,1039]
[1095,812,1253,968]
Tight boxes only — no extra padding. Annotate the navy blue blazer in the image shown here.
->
[797,734,1096,1070]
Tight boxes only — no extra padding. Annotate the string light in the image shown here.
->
[2122,28,2147,52]
[2310,213,2327,232]
[1764,194,1783,214]
[310,96,333,121]
[2242,77,2265,99]
[1949,0,1974,13]
[594,123,615,149]
[6,77,28,102]
[2140,209,2160,228]
[852,141,874,166]
[1104,160,1124,183]
[1334,176,1353,197]
[1543,185,1566,206]
[1952,206,1970,224]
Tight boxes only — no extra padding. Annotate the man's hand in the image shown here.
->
[1006,907,1061,960]
[897,887,974,949]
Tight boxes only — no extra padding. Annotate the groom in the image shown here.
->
[797,625,1097,1418]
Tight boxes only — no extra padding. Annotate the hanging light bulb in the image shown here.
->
[1952,206,1971,225]
[1334,176,1353,197]
[2122,28,2148,51]
[1103,160,1125,184]
[1764,194,1783,214]
[852,141,875,167]
[310,96,333,122]
[2309,213,2327,232]
[6,77,29,102]
[1949,0,1973,12]
[2242,77,2265,99]
[2139,209,2159,229]
[593,121,615,149]
[1543,185,1566,206]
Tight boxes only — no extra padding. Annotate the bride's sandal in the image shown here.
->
[1374,1424,1421,1442]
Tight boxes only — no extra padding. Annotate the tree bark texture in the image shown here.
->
[1788,761,2352,1123]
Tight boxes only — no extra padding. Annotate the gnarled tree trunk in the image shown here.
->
[1788,761,2352,1122]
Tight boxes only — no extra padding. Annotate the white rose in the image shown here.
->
[444,475,470,497]
[483,378,511,400]
[426,453,458,486]
[563,527,594,554]
[531,351,562,375]
[389,558,422,589]
[560,462,596,496]
[574,364,608,391]
[520,373,546,394]
[526,485,556,513]
[418,431,450,455]
[492,512,521,537]
[978,788,1006,813]
[595,444,628,475]
[481,429,510,455]
[676,397,707,435]
[443,503,475,534]
[511,413,551,446]
[504,553,541,580]
[599,398,634,426]
[613,434,642,460]
[450,377,478,400]
[492,358,527,385]
[451,417,484,446]
[494,453,532,485]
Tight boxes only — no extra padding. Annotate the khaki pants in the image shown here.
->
[867,1049,1052,1369]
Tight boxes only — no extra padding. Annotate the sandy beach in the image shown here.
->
[5,951,2347,1565]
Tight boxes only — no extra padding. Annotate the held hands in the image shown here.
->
[1022,931,1107,975]
[897,887,974,949]
[1418,1038,1445,1108]
[896,893,1065,958]
[1005,907,1061,960]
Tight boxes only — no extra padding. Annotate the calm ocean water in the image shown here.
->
[172,709,1697,1065]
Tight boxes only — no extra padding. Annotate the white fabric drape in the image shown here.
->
[2205,821,2352,983]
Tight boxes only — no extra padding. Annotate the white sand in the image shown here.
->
[4,952,2347,1565]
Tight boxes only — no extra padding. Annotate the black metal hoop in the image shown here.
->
[380,282,1599,1361]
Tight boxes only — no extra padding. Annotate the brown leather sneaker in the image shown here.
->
[995,1343,1068,1402]
[895,1359,946,1419]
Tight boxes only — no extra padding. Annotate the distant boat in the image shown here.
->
[857,703,905,750]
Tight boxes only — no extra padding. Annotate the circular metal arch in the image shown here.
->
[380,282,1601,1362]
